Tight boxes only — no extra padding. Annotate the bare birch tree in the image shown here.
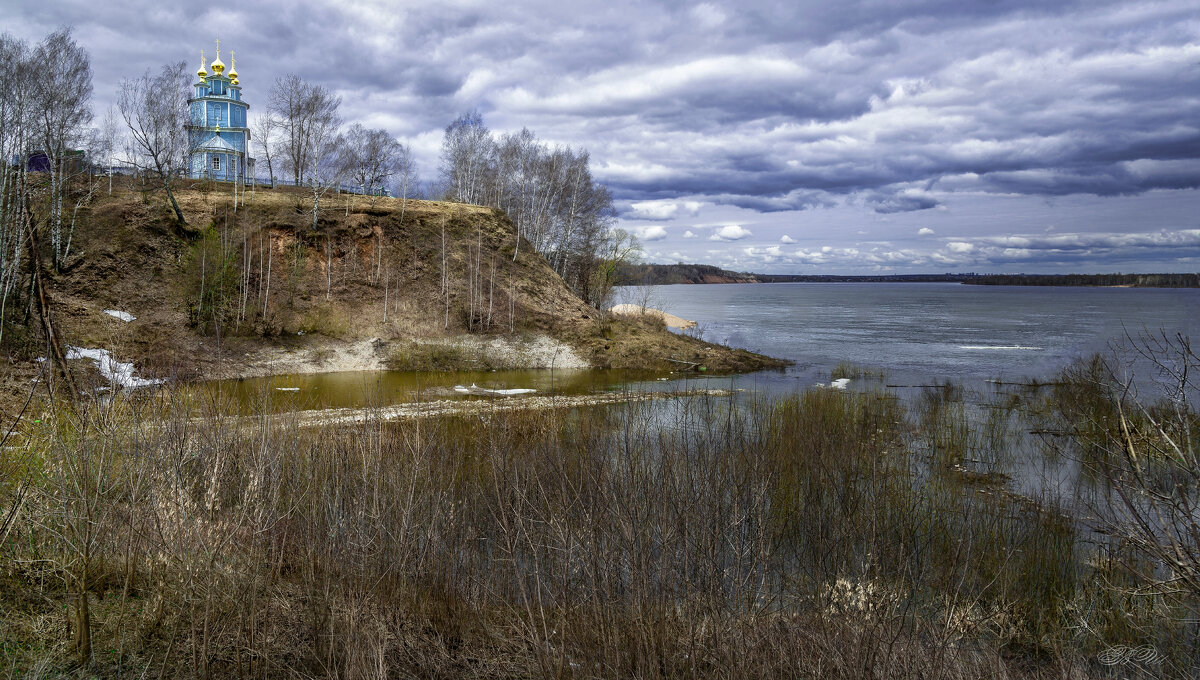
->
[338,123,401,207]
[0,33,33,342]
[437,113,617,306]
[268,74,341,188]
[119,61,192,232]
[252,112,280,187]
[266,74,342,227]
[31,28,93,270]
[98,105,123,195]
[439,110,492,205]
[307,113,343,230]
[394,142,418,226]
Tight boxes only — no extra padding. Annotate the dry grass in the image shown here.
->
[3,368,1196,678]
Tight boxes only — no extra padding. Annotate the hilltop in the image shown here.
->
[3,181,782,403]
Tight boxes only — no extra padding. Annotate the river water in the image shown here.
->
[208,283,1200,411]
[649,282,1200,392]
[645,282,1200,506]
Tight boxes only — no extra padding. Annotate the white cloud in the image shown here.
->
[918,227,935,236]
[635,225,668,241]
[627,200,704,221]
[710,225,752,241]
[683,230,697,238]
[665,225,1200,273]
[780,234,796,243]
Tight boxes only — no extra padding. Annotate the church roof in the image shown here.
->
[194,134,240,153]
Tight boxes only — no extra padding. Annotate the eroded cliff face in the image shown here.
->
[3,183,783,400]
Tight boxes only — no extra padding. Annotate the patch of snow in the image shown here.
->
[64,347,165,389]
[454,383,536,396]
[103,309,136,322]
[276,387,300,392]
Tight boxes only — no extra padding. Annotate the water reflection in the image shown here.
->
[202,368,679,414]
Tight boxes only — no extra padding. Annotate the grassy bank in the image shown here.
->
[3,340,1198,678]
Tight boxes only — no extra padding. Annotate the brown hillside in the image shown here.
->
[6,181,783,400]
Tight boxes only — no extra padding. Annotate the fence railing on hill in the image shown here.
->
[24,159,395,199]
[249,176,392,197]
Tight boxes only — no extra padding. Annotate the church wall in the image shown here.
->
[191,100,247,130]
[205,102,225,128]
[190,152,247,182]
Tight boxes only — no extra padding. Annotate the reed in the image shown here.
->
[1,369,1196,677]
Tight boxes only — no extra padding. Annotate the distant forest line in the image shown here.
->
[615,263,1200,288]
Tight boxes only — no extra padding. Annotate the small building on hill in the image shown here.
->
[24,149,86,174]
[186,41,254,182]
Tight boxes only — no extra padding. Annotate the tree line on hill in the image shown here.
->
[616,264,1200,288]
[615,263,760,285]
[614,264,983,285]
[0,29,100,370]
[257,101,625,307]
[964,273,1200,287]
[256,100,623,306]
[438,111,620,307]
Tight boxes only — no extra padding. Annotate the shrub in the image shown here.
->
[389,341,475,371]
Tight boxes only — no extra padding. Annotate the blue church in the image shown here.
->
[187,41,254,182]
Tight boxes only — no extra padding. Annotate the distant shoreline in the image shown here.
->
[616,264,1200,288]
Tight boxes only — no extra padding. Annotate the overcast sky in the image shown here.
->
[6,0,1200,273]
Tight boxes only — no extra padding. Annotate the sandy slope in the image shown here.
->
[609,304,698,329]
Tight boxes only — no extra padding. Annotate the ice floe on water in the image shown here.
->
[957,345,1042,350]
[815,378,851,389]
[454,383,536,396]
[103,309,136,322]
[65,347,164,389]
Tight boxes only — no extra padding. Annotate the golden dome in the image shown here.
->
[210,38,225,74]
[228,51,238,82]
[197,50,207,78]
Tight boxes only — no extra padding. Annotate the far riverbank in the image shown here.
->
[617,263,1200,288]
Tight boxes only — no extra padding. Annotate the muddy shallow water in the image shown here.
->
[198,367,696,414]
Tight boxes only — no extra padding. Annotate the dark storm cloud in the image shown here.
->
[865,192,941,214]
[722,191,836,214]
[5,0,1199,272]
